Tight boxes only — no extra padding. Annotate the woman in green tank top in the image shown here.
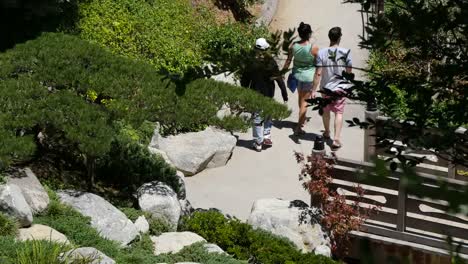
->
[282,22,320,135]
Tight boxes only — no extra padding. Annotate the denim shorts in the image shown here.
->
[297,81,313,92]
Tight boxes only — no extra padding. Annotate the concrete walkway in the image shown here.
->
[186,0,368,220]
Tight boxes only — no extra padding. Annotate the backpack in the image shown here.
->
[323,74,354,95]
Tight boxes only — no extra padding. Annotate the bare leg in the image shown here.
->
[298,90,311,128]
[334,112,343,143]
[322,110,331,136]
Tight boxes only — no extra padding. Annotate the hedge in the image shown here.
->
[77,0,209,75]
[179,211,338,264]
[0,33,289,179]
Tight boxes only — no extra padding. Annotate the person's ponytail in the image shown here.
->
[298,22,312,40]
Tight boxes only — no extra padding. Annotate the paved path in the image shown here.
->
[186,0,368,220]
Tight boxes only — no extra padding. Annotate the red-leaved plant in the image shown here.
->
[295,152,379,258]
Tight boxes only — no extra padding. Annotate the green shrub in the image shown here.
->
[152,242,246,264]
[77,0,208,75]
[148,217,172,235]
[0,33,289,184]
[199,22,270,76]
[0,237,94,264]
[120,207,144,222]
[15,239,73,264]
[0,213,18,236]
[120,207,172,235]
[179,211,337,264]
[96,122,179,193]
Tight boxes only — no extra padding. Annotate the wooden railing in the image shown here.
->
[331,158,468,257]
[363,108,468,180]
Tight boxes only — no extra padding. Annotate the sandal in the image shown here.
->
[322,131,331,140]
[294,126,306,136]
[331,140,342,150]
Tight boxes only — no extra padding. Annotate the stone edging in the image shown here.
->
[255,0,279,27]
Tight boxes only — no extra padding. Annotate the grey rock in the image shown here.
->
[204,243,225,254]
[176,171,186,200]
[18,224,69,244]
[314,245,332,258]
[151,232,206,255]
[58,191,138,246]
[134,215,150,234]
[155,127,236,175]
[137,182,181,229]
[248,198,330,253]
[148,148,174,167]
[63,247,115,264]
[179,199,194,217]
[216,105,232,120]
[7,168,49,214]
[0,183,33,227]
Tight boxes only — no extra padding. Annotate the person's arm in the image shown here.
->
[276,78,288,102]
[281,44,294,74]
[312,67,322,98]
[270,58,288,102]
[311,45,321,98]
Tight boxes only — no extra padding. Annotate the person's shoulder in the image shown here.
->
[318,47,330,57]
[337,47,351,54]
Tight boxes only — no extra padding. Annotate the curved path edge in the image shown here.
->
[255,0,279,26]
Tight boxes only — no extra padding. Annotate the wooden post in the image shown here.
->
[448,127,468,181]
[377,0,385,15]
[311,136,326,208]
[396,173,407,232]
[364,100,379,162]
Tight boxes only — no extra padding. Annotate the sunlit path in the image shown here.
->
[186,0,368,220]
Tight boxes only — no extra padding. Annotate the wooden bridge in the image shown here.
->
[327,109,468,262]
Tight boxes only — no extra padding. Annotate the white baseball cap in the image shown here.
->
[255,38,270,50]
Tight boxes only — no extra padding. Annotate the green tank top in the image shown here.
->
[292,43,315,83]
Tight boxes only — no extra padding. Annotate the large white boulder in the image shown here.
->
[18,224,69,244]
[63,247,115,264]
[137,182,181,229]
[0,183,33,227]
[151,232,206,255]
[7,168,49,214]
[149,127,237,176]
[248,198,330,253]
[58,191,139,246]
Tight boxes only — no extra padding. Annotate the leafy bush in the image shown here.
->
[179,211,338,264]
[148,218,172,235]
[77,0,208,75]
[0,213,18,236]
[199,22,270,76]
[120,207,172,235]
[0,33,289,183]
[120,207,145,222]
[15,240,74,264]
[96,122,178,193]
[152,242,246,264]
[0,237,94,264]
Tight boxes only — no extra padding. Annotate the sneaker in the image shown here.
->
[252,142,262,152]
[263,138,273,147]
